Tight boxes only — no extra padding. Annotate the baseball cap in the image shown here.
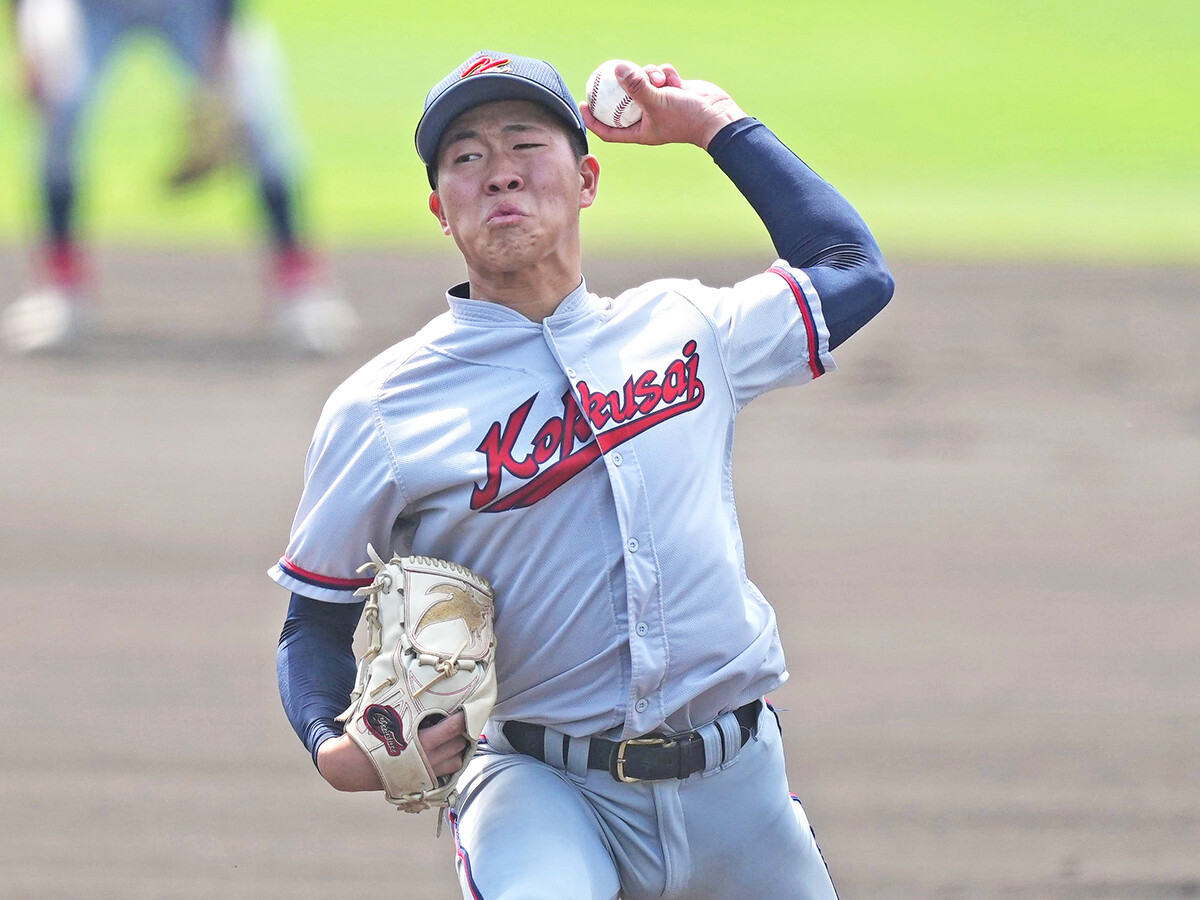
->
[415,50,588,182]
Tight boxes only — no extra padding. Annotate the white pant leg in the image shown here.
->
[459,705,839,900]
[452,746,621,900]
[668,703,840,900]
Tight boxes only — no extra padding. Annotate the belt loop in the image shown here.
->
[716,711,742,768]
[697,719,726,769]
[542,727,568,769]
[566,735,590,778]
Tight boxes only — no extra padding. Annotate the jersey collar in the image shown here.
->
[445,279,602,326]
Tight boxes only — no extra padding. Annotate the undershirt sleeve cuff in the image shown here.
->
[705,116,761,157]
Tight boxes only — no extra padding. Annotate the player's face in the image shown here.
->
[429,100,599,279]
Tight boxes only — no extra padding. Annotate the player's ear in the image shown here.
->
[429,191,452,236]
[578,155,600,210]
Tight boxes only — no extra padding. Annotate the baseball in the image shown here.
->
[585,60,644,129]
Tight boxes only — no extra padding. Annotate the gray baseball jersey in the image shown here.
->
[269,262,833,741]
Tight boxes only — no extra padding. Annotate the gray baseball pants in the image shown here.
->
[451,701,839,900]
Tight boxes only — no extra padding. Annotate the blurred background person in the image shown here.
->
[3,0,357,355]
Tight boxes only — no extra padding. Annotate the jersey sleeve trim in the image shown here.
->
[277,556,374,592]
[767,265,827,379]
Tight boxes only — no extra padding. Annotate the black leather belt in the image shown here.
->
[502,700,761,783]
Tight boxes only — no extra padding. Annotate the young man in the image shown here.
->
[274,50,894,899]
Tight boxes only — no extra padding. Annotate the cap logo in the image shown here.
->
[461,56,511,78]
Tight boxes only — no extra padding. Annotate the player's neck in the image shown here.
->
[466,260,583,322]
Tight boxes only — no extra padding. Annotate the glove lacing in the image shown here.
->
[343,545,491,823]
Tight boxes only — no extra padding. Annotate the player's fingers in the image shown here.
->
[614,61,653,101]
[659,63,683,88]
[417,710,471,775]
[418,709,466,746]
[643,63,667,88]
[579,101,607,136]
[579,100,649,144]
[428,736,471,776]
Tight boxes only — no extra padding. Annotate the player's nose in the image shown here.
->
[485,164,523,194]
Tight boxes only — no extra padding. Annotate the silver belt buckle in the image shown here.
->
[613,736,673,783]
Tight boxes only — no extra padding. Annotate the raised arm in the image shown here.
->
[581,62,894,349]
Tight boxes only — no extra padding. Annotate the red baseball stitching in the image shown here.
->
[590,69,635,127]
[588,72,601,116]
[613,95,633,127]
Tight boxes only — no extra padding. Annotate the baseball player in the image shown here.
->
[3,0,356,354]
[273,50,894,899]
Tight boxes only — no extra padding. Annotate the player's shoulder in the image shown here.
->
[316,313,457,428]
[605,272,769,322]
[608,276,711,310]
[607,263,796,312]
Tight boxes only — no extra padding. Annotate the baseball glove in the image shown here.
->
[165,85,246,190]
[336,545,497,813]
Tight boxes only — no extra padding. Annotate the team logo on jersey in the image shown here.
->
[461,56,511,77]
[363,704,408,756]
[471,341,705,512]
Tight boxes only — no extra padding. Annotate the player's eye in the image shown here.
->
[514,142,544,150]
[453,151,482,164]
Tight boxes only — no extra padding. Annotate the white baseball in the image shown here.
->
[585,60,644,129]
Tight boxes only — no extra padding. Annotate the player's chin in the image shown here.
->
[476,231,544,267]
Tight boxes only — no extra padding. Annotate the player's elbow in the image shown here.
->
[806,241,895,316]
[852,255,896,325]
[871,258,896,313]
[849,239,896,315]
[825,258,896,350]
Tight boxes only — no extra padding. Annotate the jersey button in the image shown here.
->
[565,367,577,378]
[634,698,649,713]
[635,622,648,637]
[611,452,623,466]
[626,538,639,553]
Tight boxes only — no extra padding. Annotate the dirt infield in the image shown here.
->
[1,247,1197,899]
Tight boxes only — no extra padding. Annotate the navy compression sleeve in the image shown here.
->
[276,593,363,766]
[707,118,894,349]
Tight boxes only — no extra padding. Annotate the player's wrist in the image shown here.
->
[695,102,750,150]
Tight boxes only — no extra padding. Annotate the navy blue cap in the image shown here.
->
[416,51,588,176]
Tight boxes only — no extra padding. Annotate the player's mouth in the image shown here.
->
[485,202,528,226]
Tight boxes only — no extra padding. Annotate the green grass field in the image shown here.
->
[1,0,1196,261]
